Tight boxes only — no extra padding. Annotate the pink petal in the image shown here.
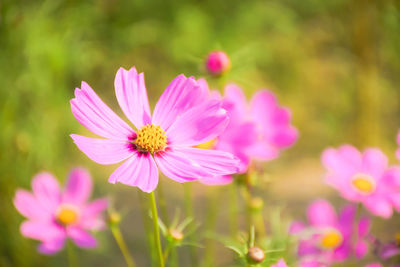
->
[21,221,65,242]
[70,134,134,165]
[80,198,108,230]
[114,67,152,129]
[362,149,388,178]
[289,221,306,234]
[322,145,361,177]
[171,147,239,176]
[223,83,248,122]
[32,172,61,213]
[109,153,159,193]
[154,150,212,183]
[389,192,400,211]
[307,200,337,227]
[166,100,229,146]
[199,175,233,186]
[355,240,369,258]
[71,81,134,139]
[152,75,204,131]
[38,236,66,254]
[63,168,92,204]
[337,204,356,237]
[13,190,51,221]
[358,217,370,237]
[363,197,393,218]
[271,259,288,267]
[67,227,97,248]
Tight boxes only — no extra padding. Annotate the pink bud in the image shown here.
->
[205,50,231,76]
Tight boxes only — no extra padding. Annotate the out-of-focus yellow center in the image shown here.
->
[195,139,216,150]
[396,232,400,247]
[320,231,343,249]
[56,205,79,225]
[351,174,376,194]
[135,124,167,154]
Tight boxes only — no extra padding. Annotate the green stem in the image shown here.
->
[67,239,78,267]
[203,188,218,267]
[110,224,136,267]
[150,191,165,267]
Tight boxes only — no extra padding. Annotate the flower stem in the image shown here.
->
[149,191,165,267]
[110,224,136,267]
[228,183,239,238]
[67,239,78,267]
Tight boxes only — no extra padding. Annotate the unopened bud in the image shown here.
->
[169,229,184,242]
[205,51,231,76]
[249,197,264,212]
[247,246,265,264]
[108,211,121,226]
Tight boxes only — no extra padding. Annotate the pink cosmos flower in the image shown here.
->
[289,200,371,266]
[205,50,231,76]
[196,80,298,185]
[13,168,107,254]
[70,67,239,192]
[322,145,400,218]
[271,258,288,267]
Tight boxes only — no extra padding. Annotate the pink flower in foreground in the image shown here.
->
[70,67,239,192]
[271,258,289,267]
[322,145,400,218]
[197,80,298,185]
[290,200,371,266]
[13,168,107,254]
[205,50,231,76]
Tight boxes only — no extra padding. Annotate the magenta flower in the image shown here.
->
[271,258,288,267]
[322,145,400,218]
[205,50,231,76]
[13,168,107,254]
[196,80,298,185]
[290,200,371,266]
[70,67,239,192]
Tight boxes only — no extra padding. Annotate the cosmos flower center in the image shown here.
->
[351,173,376,195]
[135,124,167,154]
[56,204,79,226]
[320,230,343,249]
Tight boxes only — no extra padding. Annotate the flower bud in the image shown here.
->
[249,197,264,212]
[108,211,121,226]
[247,246,265,264]
[205,51,231,76]
[169,229,184,242]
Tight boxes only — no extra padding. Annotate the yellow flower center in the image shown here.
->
[135,124,167,154]
[56,204,79,225]
[396,232,400,247]
[195,139,216,149]
[320,230,343,249]
[351,173,376,195]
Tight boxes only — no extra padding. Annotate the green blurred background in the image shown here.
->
[1,0,400,266]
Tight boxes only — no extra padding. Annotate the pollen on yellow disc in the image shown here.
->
[351,174,375,194]
[135,124,167,154]
[56,205,79,225]
[195,139,216,150]
[320,231,343,249]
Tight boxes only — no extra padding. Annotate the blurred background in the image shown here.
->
[1,0,400,266]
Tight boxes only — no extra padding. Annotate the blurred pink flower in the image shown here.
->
[289,200,370,266]
[322,145,400,218]
[205,50,231,76]
[70,67,239,192]
[271,258,288,267]
[197,80,298,185]
[13,168,107,254]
